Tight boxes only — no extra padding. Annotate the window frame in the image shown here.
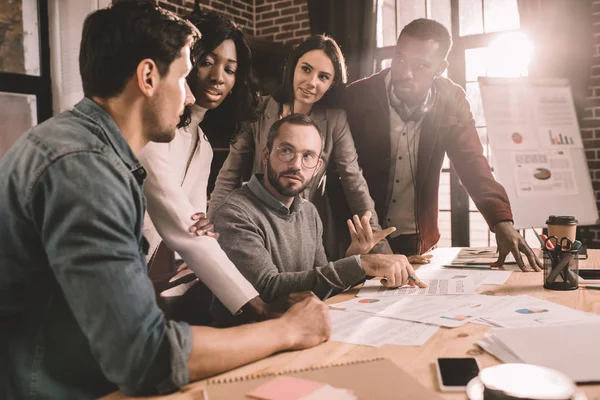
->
[0,0,52,125]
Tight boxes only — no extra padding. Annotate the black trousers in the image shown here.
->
[387,233,420,256]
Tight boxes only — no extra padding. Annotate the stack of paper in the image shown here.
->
[452,247,516,265]
[329,309,439,347]
[477,321,600,382]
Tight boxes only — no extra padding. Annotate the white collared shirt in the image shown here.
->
[384,71,424,236]
[139,105,258,314]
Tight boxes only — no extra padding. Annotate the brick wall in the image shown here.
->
[254,0,310,45]
[582,1,600,247]
[156,0,310,45]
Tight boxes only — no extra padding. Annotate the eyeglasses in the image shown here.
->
[276,144,320,169]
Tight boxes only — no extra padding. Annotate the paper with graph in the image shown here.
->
[356,276,475,298]
[331,295,508,328]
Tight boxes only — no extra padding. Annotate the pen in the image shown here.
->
[581,285,600,290]
[322,287,334,301]
[442,264,502,270]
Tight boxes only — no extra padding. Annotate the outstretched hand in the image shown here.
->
[492,221,542,271]
[345,211,396,256]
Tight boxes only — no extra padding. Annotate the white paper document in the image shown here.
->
[533,85,583,149]
[419,268,513,287]
[357,277,475,297]
[329,310,439,347]
[512,150,578,197]
[332,294,505,328]
[478,321,600,382]
[415,248,513,286]
[479,81,539,151]
[477,295,594,328]
[479,79,583,151]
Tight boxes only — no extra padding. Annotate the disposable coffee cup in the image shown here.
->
[479,364,576,400]
[546,215,577,242]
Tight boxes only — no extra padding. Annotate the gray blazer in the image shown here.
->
[209,96,392,258]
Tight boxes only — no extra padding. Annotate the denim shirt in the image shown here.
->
[0,98,192,399]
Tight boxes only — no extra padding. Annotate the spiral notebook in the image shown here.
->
[202,358,443,399]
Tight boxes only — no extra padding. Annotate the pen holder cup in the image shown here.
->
[543,249,579,291]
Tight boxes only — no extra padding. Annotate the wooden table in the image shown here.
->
[106,250,600,400]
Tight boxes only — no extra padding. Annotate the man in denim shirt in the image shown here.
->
[0,3,330,398]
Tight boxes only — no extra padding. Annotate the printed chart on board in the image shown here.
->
[479,78,583,199]
[478,77,598,228]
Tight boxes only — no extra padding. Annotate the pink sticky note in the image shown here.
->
[246,376,326,400]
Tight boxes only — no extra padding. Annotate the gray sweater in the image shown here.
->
[212,174,366,302]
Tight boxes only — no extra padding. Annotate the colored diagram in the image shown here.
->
[533,168,551,180]
[548,129,575,145]
[440,315,471,321]
[511,132,523,144]
[515,308,548,314]
[358,299,379,304]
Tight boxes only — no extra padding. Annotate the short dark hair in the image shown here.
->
[187,11,261,145]
[266,113,323,153]
[272,35,347,109]
[80,1,199,98]
[399,18,452,59]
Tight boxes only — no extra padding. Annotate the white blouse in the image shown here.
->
[138,105,258,314]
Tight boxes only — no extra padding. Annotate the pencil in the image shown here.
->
[408,275,427,288]
[531,226,545,247]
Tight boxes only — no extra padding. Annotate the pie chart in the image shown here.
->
[358,299,379,304]
[511,132,523,144]
[533,168,551,180]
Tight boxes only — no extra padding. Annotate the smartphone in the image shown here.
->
[435,357,480,392]
[577,269,600,283]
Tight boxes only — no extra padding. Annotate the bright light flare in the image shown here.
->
[487,32,534,78]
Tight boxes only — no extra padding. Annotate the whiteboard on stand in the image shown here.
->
[478,77,598,229]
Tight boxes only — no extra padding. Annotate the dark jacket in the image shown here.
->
[341,69,513,253]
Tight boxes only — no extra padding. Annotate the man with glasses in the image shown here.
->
[211,114,425,303]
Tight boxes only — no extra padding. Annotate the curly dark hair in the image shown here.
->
[272,34,348,110]
[80,1,199,98]
[185,11,261,145]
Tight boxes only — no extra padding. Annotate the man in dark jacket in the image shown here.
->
[341,18,541,271]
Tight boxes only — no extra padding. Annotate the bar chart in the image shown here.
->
[548,129,575,145]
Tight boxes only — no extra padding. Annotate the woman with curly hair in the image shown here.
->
[138,11,267,323]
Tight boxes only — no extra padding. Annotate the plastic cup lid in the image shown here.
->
[479,364,576,400]
[546,215,578,226]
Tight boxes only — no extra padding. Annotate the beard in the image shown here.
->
[143,94,179,143]
[266,161,310,198]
